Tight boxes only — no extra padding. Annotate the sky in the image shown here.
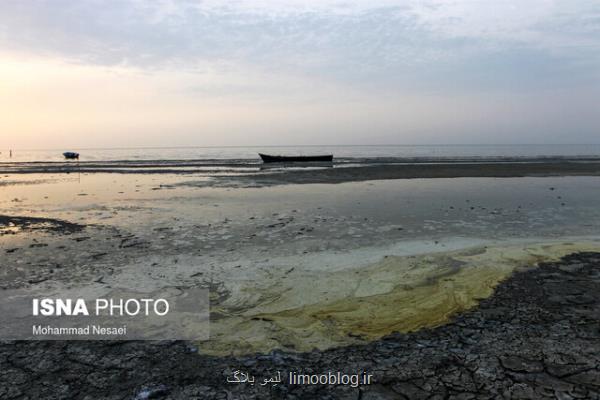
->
[1,0,599,148]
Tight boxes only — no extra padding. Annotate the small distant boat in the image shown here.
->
[63,152,79,160]
[259,153,333,163]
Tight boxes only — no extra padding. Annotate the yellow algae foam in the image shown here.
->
[200,240,600,356]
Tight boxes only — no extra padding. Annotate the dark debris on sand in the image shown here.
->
[1,252,599,399]
[0,215,85,235]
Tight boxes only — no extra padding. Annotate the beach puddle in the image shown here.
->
[201,241,600,355]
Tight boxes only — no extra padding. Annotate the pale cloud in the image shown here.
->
[0,1,599,147]
[2,1,598,71]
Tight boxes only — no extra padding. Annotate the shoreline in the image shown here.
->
[2,251,599,399]
[215,161,600,187]
[2,160,600,188]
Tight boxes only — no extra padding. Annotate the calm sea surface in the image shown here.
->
[2,145,600,163]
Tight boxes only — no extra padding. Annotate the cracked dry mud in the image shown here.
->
[1,252,599,399]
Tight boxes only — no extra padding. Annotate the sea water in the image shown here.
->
[3,144,600,163]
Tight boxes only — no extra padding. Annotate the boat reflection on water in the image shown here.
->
[259,162,334,171]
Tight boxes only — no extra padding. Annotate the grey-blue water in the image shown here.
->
[3,144,600,163]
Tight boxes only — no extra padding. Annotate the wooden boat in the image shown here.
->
[63,152,79,160]
[259,153,333,163]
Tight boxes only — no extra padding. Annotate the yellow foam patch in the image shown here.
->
[200,241,599,355]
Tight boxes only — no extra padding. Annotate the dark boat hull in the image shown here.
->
[63,152,79,160]
[259,153,333,163]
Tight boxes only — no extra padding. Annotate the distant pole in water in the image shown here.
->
[9,150,12,158]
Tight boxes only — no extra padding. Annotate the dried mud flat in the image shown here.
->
[1,252,599,399]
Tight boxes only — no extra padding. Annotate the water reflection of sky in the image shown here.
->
[2,174,600,246]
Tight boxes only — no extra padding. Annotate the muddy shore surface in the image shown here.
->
[0,215,84,235]
[2,174,600,398]
[2,160,600,188]
[1,252,599,399]
[215,162,600,187]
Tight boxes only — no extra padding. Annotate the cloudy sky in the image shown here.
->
[1,0,599,148]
